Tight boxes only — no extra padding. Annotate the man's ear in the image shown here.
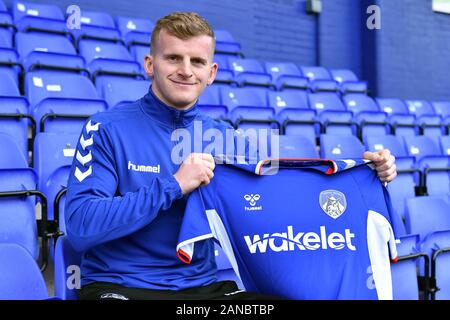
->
[207,62,218,86]
[144,54,154,77]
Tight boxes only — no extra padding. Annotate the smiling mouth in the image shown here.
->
[170,79,197,86]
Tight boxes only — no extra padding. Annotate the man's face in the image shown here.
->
[145,29,217,110]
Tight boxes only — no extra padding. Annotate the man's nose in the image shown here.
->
[177,59,193,78]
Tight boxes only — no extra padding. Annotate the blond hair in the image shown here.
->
[151,12,215,53]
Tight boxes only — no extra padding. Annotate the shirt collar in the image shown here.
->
[141,86,199,127]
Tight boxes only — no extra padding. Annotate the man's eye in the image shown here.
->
[192,60,206,65]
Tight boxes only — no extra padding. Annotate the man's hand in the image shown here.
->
[363,149,397,183]
[174,153,215,195]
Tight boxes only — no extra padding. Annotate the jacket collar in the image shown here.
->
[141,86,199,128]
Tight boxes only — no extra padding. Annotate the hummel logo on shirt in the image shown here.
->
[128,160,161,173]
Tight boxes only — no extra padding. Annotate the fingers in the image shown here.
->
[377,163,397,179]
[363,149,391,163]
[201,168,214,186]
[363,149,397,183]
[374,154,396,172]
[202,157,215,171]
[186,153,215,170]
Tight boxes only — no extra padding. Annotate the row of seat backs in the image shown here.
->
[213,55,367,92]
[199,85,450,119]
[0,1,241,57]
[0,69,150,110]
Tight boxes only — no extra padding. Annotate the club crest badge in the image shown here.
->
[319,190,347,219]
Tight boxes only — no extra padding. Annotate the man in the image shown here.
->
[65,12,397,300]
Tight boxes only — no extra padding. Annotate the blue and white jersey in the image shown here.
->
[177,158,402,300]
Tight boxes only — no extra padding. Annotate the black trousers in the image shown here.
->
[79,281,281,300]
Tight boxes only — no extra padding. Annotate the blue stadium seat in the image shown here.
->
[214,29,242,56]
[405,197,450,242]
[309,92,354,136]
[70,10,121,44]
[198,85,229,120]
[403,135,443,163]
[440,136,450,156]
[15,31,85,72]
[319,134,365,159]
[220,87,268,111]
[116,16,154,47]
[0,94,31,161]
[300,66,339,92]
[432,101,450,119]
[130,44,148,74]
[78,39,135,64]
[405,197,450,300]
[214,243,244,290]
[342,94,389,141]
[376,98,417,138]
[25,71,107,133]
[230,106,278,131]
[300,65,331,81]
[279,109,318,147]
[13,1,67,36]
[277,135,319,158]
[54,235,81,300]
[417,114,445,147]
[267,89,309,113]
[220,87,278,131]
[0,0,7,11]
[34,132,77,224]
[0,47,21,87]
[16,31,76,57]
[400,101,443,147]
[13,1,64,22]
[80,10,116,28]
[78,39,143,83]
[376,98,409,116]
[0,134,40,262]
[0,132,28,168]
[96,76,150,108]
[403,136,450,196]
[405,100,435,118]
[0,69,20,96]
[329,69,368,94]
[264,62,308,91]
[391,234,422,300]
[268,91,318,145]
[0,243,48,299]
[0,9,14,48]
[213,54,237,86]
[419,229,450,300]
[228,57,274,89]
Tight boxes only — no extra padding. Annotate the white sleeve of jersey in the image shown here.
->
[366,210,398,300]
[206,209,243,282]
